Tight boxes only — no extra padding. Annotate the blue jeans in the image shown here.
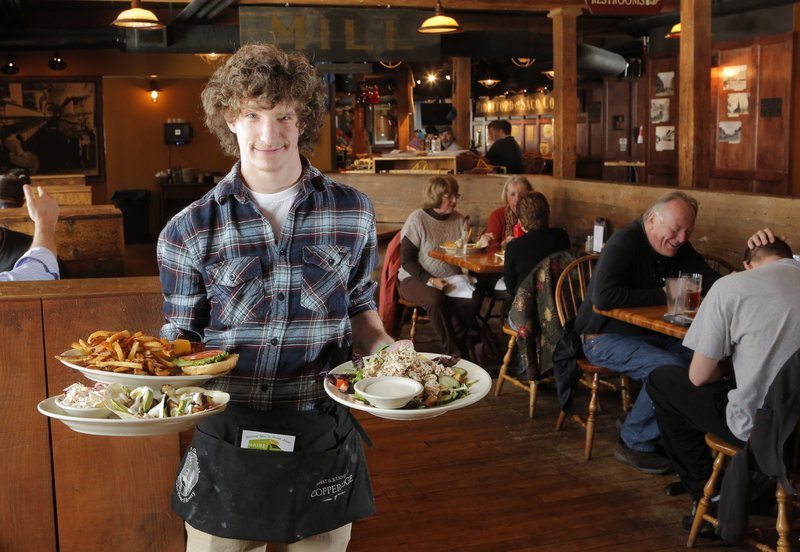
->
[582,333,693,452]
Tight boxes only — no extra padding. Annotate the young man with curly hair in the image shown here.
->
[158,44,395,552]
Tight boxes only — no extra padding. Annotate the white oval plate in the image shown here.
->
[324,353,491,420]
[57,349,228,388]
[38,395,228,436]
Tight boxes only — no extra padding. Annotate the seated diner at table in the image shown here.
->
[397,176,483,358]
[478,175,533,251]
[503,191,570,298]
[574,191,720,475]
[647,237,800,539]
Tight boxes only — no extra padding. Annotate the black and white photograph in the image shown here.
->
[650,98,669,123]
[654,125,675,151]
[0,78,103,177]
[655,71,675,96]
[719,120,743,143]
[723,65,747,91]
[727,92,750,117]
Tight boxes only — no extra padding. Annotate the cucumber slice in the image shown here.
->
[438,374,460,389]
[451,366,467,377]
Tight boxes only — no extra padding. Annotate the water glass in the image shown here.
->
[665,277,686,315]
[681,273,703,316]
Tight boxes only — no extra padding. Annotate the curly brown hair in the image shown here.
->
[201,43,327,157]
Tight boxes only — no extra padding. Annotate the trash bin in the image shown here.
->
[111,189,151,244]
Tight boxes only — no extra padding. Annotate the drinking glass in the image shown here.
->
[681,273,703,317]
[665,277,686,315]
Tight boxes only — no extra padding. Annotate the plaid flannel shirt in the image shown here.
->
[158,159,379,410]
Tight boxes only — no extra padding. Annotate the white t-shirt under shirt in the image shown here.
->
[247,181,301,240]
[682,258,800,441]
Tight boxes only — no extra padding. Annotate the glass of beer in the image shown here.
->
[681,273,703,317]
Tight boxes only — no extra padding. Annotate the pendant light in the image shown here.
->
[111,0,165,29]
[48,52,67,71]
[511,58,535,68]
[418,1,463,34]
[665,23,681,38]
[0,56,19,75]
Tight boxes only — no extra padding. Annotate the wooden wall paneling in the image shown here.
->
[646,56,679,185]
[42,294,184,552]
[602,77,631,182]
[713,46,755,175]
[754,38,792,194]
[1,299,56,552]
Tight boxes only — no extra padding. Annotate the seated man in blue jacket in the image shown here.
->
[574,191,720,474]
[647,237,800,535]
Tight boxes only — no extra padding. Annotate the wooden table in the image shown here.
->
[594,305,689,339]
[603,160,646,183]
[375,222,401,241]
[428,248,504,274]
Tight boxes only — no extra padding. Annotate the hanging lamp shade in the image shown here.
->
[418,1,463,34]
[112,0,165,29]
[665,22,681,38]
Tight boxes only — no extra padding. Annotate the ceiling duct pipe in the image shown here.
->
[0,29,125,51]
[621,0,797,35]
[577,43,627,76]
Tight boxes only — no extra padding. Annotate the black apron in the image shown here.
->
[171,399,375,544]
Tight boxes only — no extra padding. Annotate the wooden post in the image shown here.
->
[549,7,581,179]
[678,0,712,188]
[452,56,472,150]
[395,63,413,150]
[352,74,367,155]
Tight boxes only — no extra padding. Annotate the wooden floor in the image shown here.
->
[121,241,787,551]
[349,376,788,552]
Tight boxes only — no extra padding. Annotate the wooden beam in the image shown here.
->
[452,56,471,149]
[235,0,681,12]
[677,0,711,188]
[549,7,581,179]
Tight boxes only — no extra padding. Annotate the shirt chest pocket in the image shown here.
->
[206,256,270,327]
[301,245,352,316]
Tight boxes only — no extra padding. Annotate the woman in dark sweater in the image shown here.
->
[503,192,571,297]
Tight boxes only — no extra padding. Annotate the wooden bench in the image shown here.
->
[0,204,125,278]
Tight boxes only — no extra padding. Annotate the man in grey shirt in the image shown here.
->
[647,237,800,532]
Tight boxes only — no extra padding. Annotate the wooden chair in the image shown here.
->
[702,253,736,275]
[396,287,429,345]
[553,254,634,460]
[494,249,582,419]
[688,433,798,551]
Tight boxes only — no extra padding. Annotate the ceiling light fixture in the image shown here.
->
[379,61,402,69]
[148,80,160,103]
[1,56,19,75]
[112,0,165,29]
[195,53,227,64]
[665,22,681,39]
[511,58,535,67]
[418,1,463,34]
[477,62,501,88]
[48,52,67,71]
[542,70,555,80]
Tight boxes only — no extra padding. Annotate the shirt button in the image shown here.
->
[270,338,278,346]
[278,292,285,301]
[260,383,269,392]
[279,248,287,257]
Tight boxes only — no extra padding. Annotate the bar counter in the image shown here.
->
[2,277,184,552]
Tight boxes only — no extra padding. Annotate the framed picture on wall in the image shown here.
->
[0,77,104,180]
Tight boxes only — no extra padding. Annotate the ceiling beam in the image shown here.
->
[234,0,681,12]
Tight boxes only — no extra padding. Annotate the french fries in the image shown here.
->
[56,330,183,376]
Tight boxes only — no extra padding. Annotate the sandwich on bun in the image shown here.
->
[171,340,238,376]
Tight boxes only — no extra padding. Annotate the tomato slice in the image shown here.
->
[178,349,226,361]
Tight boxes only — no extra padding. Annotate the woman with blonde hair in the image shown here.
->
[397,176,482,357]
[479,175,533,250]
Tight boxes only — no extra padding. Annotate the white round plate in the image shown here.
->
[38,396,228,436]
[324,353,491,421]
[56,349,227,388]
[440,243,486,254]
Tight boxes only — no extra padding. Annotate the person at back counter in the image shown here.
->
[574,191,720,475]
[485,120,524,174]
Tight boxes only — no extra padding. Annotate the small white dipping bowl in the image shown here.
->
[353,376,424,409]
[55,397,112,418]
